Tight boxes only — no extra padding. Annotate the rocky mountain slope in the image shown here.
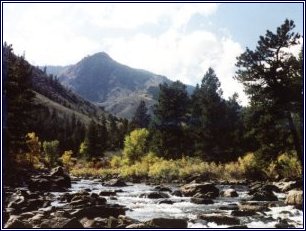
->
[46,52,193,119]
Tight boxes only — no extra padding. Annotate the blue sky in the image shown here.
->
[3,2,304,104]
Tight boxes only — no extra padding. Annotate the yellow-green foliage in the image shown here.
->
[79,141,89,159]
[43,140,60,167]
[16,132,44,169]
[69,151,301,181]
[123,128,149,164]
[60,150,74,171]
[223,161,244,180]
[266,152,302,179]
[70,167,117,178]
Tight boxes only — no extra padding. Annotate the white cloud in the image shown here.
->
[3,2,248,104]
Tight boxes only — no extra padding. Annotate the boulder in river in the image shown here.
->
[198,214,240,225]
[70,204,126,219]
[5,217,32,228]
[274,179,302,192]
[28,166,71,192]
[238,201,270,212]
[251,190,278,201]
[231,210,257,217]
[172,190,182,197]
[158,199,174,204]
[103,179,127,187]
[154,185,172,192]
[190,197,214,204]
[220,189,238,197]
[285,190,303,208]
[275,218,295,228]
[146,218,188,228]
[40,217,84,228]
[139,192,169,199]
[99,191,117,196]
[180,183,219,198]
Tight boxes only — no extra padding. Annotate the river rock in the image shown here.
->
[50,166,71,188]
[28,177,52,192]
[285,190,303,208]
[231,210,257,216]
[172,190,182,197]
[238,202,270,212]
[126,223,153,228]
[251,190,278,201]
[28,167,71,192]
[139,192,169,199]
[220,189,238,197]
[70,204,126,219]
[198,214,240,225]
[275,218,295,228]
[158,199,174,204]
[154,185,172,192]
[181,183,219,198]
[99,191,117,196]
[229,225,248,228]
[40,217,83,228]
[191,197,214,204]
[103,179,127,187]
[59,193,74,202]
[146,218,188,228]
[81,217,108,228]
[5,217,32,228]
[219,204,239,211]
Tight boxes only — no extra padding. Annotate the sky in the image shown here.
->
[2,2,304,105]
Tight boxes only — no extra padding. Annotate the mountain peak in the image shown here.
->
[86,52,112,61]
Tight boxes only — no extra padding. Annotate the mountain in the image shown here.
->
[4,44,129,155]
[45,52,194,119]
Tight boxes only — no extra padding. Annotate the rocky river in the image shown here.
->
[3,167,304,229]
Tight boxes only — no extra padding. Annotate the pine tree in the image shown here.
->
[131,100,151,129]
[235,19,302,161]
[152,81,190,158]
[3,43,35,167]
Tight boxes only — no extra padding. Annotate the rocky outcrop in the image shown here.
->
[28,167,71,192]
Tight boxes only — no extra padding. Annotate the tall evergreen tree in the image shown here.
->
[3,43,35,167]
[131,100,151,129]
[235,19,302,161]
[191,68,244,161]
[152,81,190,158]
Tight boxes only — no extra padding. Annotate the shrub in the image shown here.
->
[266,152,302,179]
[17,132,44,169]
[123,128,149,164]
[43,140,60,167]
[60,150,74,171]
[238,152,266,180]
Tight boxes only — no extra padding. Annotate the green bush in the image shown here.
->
[123,128,149,164]
[266,152,302,179]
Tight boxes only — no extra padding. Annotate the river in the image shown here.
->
[50,179,303,228]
